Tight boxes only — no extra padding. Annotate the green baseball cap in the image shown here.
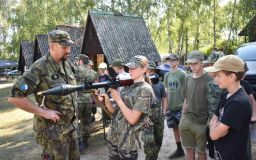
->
[79,54,89,65]
[110,59,124,67]
[48,30,74,46]
[147,61,157,69]
[166,54,180,60]
[125,55,148,68]
[186,50,205,63]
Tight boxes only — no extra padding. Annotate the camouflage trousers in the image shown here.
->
[41,131,80,160]
[142,117,164,160]
[108,142,138,160]
[77,102,92,143]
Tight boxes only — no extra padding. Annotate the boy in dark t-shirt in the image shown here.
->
[205,55,252,160]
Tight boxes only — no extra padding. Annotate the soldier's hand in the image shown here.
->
[108,88,120,101]
[251,114,256,123]
[97,93,110,104]
[41,108,62,123]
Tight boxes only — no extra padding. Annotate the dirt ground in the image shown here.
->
[1,82,256,160]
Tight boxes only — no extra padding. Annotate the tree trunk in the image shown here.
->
[213,0,216,48]
[177,19,184,55]
[225,0,237,54]
[167,6,172,54]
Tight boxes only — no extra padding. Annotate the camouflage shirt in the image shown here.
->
[107,81,154,151]
[74,65,98,103]
[10,53,77,144]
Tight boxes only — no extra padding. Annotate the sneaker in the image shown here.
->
[169,149,185,159]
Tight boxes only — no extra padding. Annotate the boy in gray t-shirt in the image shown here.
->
[164,54,186,158]
[179,51,212,160]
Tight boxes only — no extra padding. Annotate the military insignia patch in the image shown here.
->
[51,74,60,80]
[19,84,28,92]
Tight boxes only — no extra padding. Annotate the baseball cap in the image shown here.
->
[204,55,245,73]
[205,51,224,64]
[79,54,89,65]
[166,54,180,60]
[48,30,74,46]
[147,61,157,69]
[186,50,205,63]
[98,62,107,69]
[125,55,148,68]
[110,59,124,67]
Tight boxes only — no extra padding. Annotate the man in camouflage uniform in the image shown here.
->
[205,51,225,159]
[8,30,80,160]
[142,61,167,160]
[74,54,98,151]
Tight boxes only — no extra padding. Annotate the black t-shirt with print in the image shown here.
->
[214,88,252,160]
[99,74,111,82]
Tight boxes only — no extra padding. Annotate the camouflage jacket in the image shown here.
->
[74,65,98,103]
[207,80,225,121]
[10,53,77,144]
[107,81,154,151]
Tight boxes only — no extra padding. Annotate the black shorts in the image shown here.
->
[165,110,182,128]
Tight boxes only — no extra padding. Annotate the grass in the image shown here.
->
[0,82,107,160]
[0,82,42,160]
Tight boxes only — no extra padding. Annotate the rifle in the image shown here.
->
[37,74,159,96]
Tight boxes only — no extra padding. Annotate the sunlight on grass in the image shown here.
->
[7,141,30,149]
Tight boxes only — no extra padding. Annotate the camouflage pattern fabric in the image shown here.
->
[10,53,79,159]
[143,102,164,160]
[108,142,138,160]
[207,80,224,121]
[107,81,154,154]
[41,131,79,160]
[74,64,98,143]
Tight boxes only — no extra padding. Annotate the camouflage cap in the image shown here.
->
[186,50,205,63]
[88,60,94,66]
[206,51,224,64]
[166,54,180,60]
[110,59,124,67]
[125,55,148,68]
[204,55,244,73]
[147,61,157,70]
[48,30,74,46]
[79,54,89,65]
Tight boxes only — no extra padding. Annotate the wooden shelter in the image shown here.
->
[239,15,256,42]
[18,40,35,73]
[33,34,49,62]
[80,10,161,68]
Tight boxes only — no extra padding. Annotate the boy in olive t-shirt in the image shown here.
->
[179,50,212,160]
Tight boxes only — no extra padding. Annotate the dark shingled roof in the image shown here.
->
[56,25,85,61]
[18,41,35,72]
[239,15,256,36]
[34,34,49,62]
[81,10,161,64]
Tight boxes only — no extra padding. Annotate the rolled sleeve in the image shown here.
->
[10,67,41,97]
